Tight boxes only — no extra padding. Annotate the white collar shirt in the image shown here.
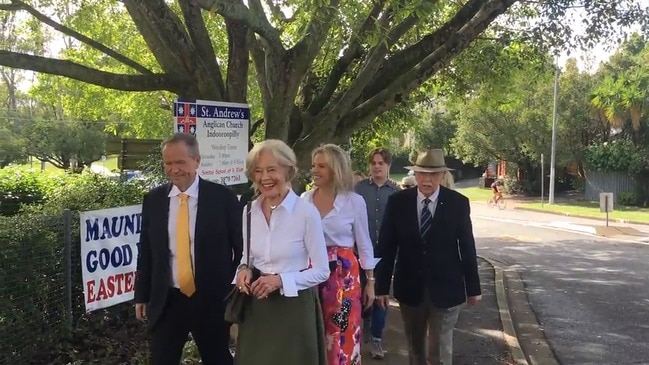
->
[301,190,377,270]
[236,190,330,297]
[167,176,200,289]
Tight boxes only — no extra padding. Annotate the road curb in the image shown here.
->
[479,256,528,365]
[513,206,649,226]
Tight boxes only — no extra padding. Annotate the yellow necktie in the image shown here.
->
[176,193,195,297]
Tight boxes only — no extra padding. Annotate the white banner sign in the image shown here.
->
[173,99,249,186]
[80,205,142,312]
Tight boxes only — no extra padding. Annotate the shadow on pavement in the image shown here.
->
[362,260,513,365]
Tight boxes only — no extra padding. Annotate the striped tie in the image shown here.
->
[420,198,432,238]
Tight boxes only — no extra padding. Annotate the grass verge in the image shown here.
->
[456,186,494,202]
[517,201,649,223]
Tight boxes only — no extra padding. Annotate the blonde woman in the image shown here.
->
[302,144,377,365]
[234,139,329,365]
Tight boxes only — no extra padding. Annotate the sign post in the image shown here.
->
[599,192,614,227]
[174,99,250,186]
[541,153,544,208]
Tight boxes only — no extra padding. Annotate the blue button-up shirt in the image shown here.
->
[354,178,400,253]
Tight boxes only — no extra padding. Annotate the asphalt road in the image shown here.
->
[471,203,649,365]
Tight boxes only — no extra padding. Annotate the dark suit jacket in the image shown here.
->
[375,186,481,308]
[134,178,243,329]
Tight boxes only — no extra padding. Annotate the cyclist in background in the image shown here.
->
[490,178,504,204]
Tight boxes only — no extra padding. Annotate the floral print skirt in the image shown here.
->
[319,247,362,365]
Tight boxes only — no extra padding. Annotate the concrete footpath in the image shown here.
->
[363,259,515,365]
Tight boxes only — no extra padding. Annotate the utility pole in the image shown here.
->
[549,56,560,205]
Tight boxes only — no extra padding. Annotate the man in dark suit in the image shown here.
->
[375,149,481,365]
[135,132,242,365]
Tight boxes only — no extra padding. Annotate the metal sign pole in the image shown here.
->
[541,153,544,208]
[605,196,609,227]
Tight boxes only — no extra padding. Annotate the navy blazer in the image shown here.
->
[134,178,243,329]
[375,186,481,308]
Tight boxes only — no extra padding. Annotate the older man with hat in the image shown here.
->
[375,149,481,365]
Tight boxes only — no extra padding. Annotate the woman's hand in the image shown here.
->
[235,268,253,295]
[362,281,376,311]
[250,275,282,299]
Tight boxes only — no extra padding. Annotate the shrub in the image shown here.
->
[585,139,646,174]
[0,167,64,216]
[617,192,638,206]
[2,173,151,364]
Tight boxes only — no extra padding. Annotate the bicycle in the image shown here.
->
[487,196,507,210]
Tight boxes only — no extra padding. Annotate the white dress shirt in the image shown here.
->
[417,187,440,225]
[301,190,377,270]
[236,190,330,297]
[167,176,199,289]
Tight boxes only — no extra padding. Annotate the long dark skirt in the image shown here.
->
[236,287,327,365]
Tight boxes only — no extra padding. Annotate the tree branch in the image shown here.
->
[313,2,425,135]
[0,3,24,12]
[290,0,340,80]
[5,0,153,75]
[248,32,271,104]
[250,118,264,136]
[178,0,226,97]
[195,0,284,53]
[0,51,180,91]
[263,0,296,22]
[307,0,387,115]
[224,18,250,102]
[365,0,487,95]
[338,0,517,136]
[122,0,190,73]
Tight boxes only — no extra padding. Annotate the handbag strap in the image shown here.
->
[245,201,251,267]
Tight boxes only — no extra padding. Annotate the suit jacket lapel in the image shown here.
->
[403,188,422,243]
[161,183,172,255]
[194,178,207,255]
[430,186,446,228]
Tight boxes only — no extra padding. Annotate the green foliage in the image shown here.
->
[584,139,646,173]
[18,118,108,170]
[617,191,638,206]
[40,174,147,214]
[136,145,168,187]
[413,104,457,153]
[0,167,61,216]
[2,171,150,364]
[590,33,649,136]
[0,121,28,167]
[348,104,416,171]
[0,212,71,364]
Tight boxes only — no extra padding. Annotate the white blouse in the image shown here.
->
[301,190,377,270]
[235,190,329,297]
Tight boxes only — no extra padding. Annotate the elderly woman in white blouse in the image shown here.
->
[234,139,330,365]
[302,143,377,365]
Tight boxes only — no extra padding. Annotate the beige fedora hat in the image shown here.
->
[405,149,454,173]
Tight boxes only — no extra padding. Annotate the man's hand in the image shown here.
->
[135,303,147,322]
[467,295,482,306]
[376,295,390,310]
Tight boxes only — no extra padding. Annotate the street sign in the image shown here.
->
[599,192,614,227]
